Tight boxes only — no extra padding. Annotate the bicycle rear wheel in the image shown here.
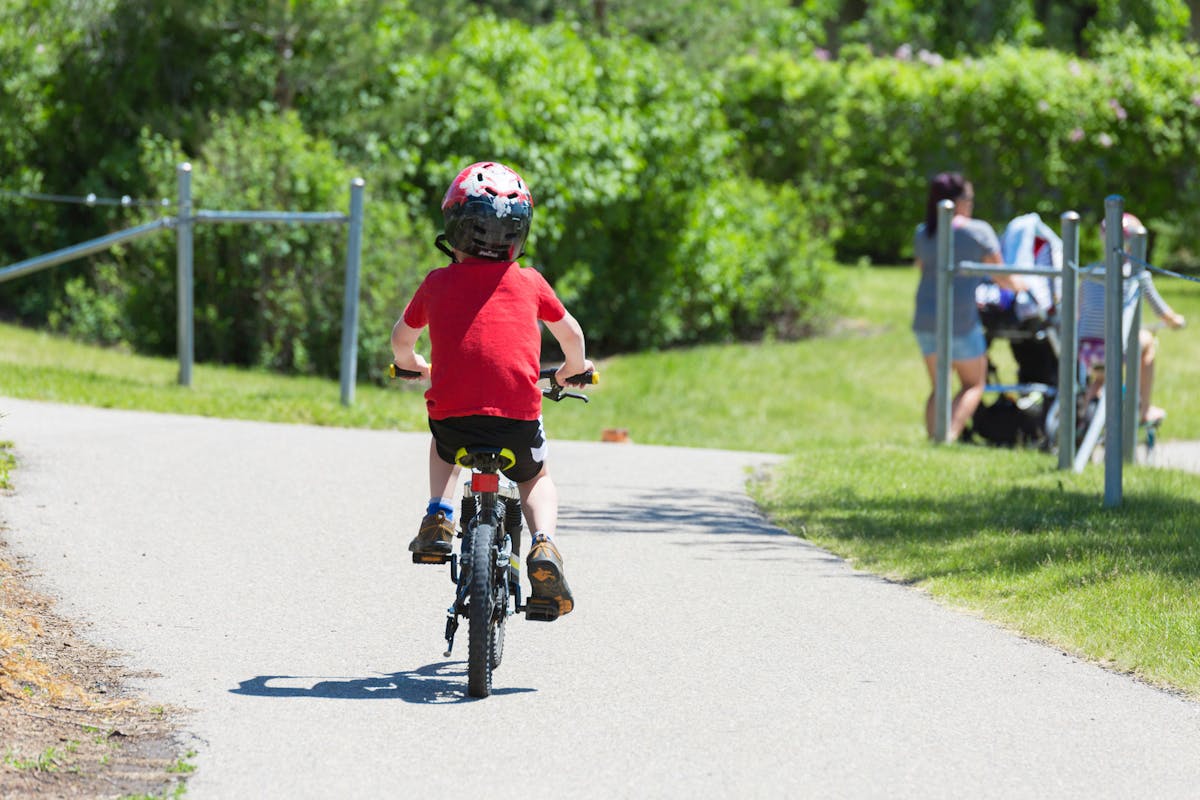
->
[467,522,496,698]
[491,594,506,669]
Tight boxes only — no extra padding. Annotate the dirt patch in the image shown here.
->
[0,534,192,799]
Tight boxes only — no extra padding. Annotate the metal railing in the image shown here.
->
[0,163,367,406]
[934,195,1146,508]
[0,217,176,284]
[933,203,1082,458]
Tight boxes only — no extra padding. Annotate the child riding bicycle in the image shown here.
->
[1078,212,1186,426]
[390,161,594,619]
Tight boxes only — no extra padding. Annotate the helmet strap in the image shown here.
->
[434,233,457,261]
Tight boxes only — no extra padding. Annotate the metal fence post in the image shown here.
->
[1057,211,1080,470]
[339,178,366,407]
[1122,226,1147,463]
[1103,195,1124,507]
[933,199,955,443]
[176,163,194,387]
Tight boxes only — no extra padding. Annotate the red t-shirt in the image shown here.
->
[403,258,566,420]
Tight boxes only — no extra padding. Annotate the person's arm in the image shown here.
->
[1140,273,1186,329]
[983,250,1031,292]
[390,310,431,378]
[544,310,595,384]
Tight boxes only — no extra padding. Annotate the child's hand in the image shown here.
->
[392,352,431,379]
[1167,312,1186,330]
[556,359,596,387]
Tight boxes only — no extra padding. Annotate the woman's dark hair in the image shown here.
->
[923,172,969,237]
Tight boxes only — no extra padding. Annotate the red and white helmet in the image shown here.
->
[1101,211,1144,239]
[441,162,533,261]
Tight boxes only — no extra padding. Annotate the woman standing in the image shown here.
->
[911,172,1006,441]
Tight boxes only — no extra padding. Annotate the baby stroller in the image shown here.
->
[964,213,1063,449]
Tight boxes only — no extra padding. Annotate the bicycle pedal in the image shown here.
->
[524,597,560,622]
[412,552,451,565]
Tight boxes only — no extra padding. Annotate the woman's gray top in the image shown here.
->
[912,217,1001,335]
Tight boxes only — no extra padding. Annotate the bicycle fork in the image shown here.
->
[441,490,524,658]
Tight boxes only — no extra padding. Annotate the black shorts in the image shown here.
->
[428,416,548,484]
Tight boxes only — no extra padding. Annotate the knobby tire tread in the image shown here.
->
[467,522,495,698]
[491,556,506,670]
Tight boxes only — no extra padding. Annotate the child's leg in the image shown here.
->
[1138,330,1164,423]
[409,439,460,555]
[428,438,460,505]
[517,465,558,538]
[520,465,573,616]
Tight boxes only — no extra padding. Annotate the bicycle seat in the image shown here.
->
[454,446,517,471]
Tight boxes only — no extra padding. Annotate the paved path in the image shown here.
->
[1155,440,1200,474]
[3,397,1200,799]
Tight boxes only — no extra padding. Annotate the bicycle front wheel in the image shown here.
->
[466,522,496,698]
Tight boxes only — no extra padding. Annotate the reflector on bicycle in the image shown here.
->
[472,473,500,493]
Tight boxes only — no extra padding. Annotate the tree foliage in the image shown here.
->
[0,0,1197,375]
[722,32,1200,264]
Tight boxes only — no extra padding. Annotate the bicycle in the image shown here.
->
[389,364,596,697]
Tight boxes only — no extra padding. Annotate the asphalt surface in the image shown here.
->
[3,396,1200,799]
[1154,439,1200,473]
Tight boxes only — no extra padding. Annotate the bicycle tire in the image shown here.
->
[467,521,496,698]
[491,585,506,669]
[493,503,520,671]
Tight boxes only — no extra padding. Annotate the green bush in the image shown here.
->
[25,4,1200,371]
[47,265,130,346]
[369,17,837,351]
[0,5,87,320]
[722,37,1200,267]
[674,178,838,341]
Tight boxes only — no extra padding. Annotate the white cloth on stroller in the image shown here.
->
[999,212,1062,318]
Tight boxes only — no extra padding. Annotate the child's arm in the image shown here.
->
[545,310,595,384]
[1140,274,1186,329]
[390,313,431,378]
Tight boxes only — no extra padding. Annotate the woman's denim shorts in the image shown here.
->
[914,324,987,361]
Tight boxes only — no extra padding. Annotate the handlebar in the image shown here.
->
[539,367,598,403]
[389,363,423,380]
[389,363,598,403]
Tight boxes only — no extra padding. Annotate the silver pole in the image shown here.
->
[0,218,173,285]
[339,178,366,407]
[1057,211,1080,470]
[1122,226,1147,463]
[176,163,194,388]
[933,199,954,443]
[194,210,348,225]
[1102,196,1124,507]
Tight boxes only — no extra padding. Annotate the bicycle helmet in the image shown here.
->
[1100,211,1144,239]
[439,161,533,261]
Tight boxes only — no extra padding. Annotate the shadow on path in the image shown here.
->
[560,487,786,538]
[230,661,535,704]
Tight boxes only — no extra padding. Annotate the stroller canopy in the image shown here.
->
[1000,212,1062,314]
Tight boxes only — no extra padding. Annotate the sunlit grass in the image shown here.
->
[0,323,428,432]
[755,443,1200,694]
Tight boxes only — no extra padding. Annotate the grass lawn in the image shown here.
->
[2,264,1200,694]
